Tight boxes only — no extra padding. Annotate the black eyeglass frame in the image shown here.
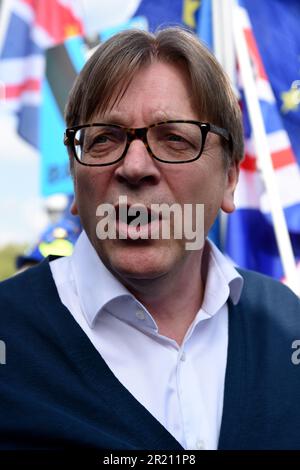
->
[64,120,232,166]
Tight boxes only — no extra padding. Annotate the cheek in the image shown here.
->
[166,165,226,232]
[74,169,111,207]
[165,164,218,204]
[164,169,198,204]
[73,170,114,234]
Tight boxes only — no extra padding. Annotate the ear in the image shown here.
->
[67,151,78,215]
[70,196,78,215]
[68,151,74,179]
[221,162,240,214]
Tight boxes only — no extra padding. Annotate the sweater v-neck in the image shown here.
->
[30,258,244,450]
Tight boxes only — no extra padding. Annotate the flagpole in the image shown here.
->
[0,0,11,56]
[232,1,299,295]
[212,0,236,250]
[212,0,235,85]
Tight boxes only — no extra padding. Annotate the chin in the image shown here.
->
[99,240,181,281]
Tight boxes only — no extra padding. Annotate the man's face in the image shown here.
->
[71,61,238,287]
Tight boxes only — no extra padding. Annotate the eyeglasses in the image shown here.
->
[64,120,231,166]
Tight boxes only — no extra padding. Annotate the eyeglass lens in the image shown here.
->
[73,123,203,164]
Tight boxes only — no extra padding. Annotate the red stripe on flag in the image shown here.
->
[240,147,296,172]
[240,153,257,172]
[244,28,268,81]
[5,79,41,98]
[271,147,296,169]
[22,0,84,45]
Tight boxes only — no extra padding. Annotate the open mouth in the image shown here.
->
[115,203,161,239]
[116,205,160,225]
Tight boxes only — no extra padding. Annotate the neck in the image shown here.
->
[139,281,203,346]
[124,250,207,346]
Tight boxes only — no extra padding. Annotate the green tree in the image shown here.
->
[0,244,28,281]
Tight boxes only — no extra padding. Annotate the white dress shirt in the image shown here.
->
[50,231,243,450]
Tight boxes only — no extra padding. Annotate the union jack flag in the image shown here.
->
[226,2,300,282]
[0,0,84,147]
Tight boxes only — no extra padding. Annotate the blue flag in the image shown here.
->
[242,0,300,165]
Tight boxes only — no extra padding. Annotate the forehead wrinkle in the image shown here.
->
[97,108,191,128]
[93,62,198,126]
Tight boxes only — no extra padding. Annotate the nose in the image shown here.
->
[114,139,161,187]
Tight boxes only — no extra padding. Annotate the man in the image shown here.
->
[1,27,300,451]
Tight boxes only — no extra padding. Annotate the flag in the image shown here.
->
[135,0,194,31]
[226,2,300,281]
[196,0,212,48]
[242,0,300,166]
[0,0,84,148]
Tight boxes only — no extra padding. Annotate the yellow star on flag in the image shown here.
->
[281,81,300,113]
[183,0,201,29]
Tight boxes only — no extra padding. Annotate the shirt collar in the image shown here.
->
[71,231,243,329]
[71,231,157,330]
[199,239,244,320]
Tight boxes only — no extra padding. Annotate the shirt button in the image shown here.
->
[180,351,186,361]
[195,439,205,450]
[136,308,145,320]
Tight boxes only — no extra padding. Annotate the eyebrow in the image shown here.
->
[92,112,183,128]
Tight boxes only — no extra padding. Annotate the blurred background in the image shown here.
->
[0,0,300,293]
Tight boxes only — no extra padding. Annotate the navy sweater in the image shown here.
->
[0,259,300,450]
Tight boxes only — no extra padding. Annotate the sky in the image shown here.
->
[0,113,48,246]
